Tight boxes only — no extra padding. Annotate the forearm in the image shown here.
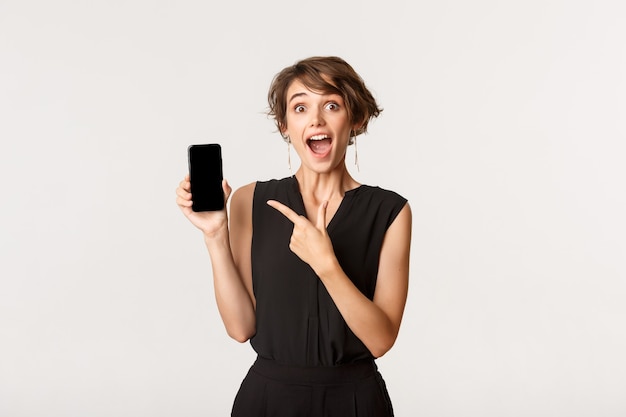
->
[204,231,256,343]
[318,262,398,358]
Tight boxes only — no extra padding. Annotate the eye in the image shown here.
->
[294,105,306,113]
[325,102,340,111]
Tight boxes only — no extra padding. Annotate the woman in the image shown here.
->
[176,56,412,417]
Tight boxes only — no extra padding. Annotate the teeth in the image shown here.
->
[309,134,329,140]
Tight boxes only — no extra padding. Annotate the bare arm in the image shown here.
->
[267,200,412,357]
[176,177,256,342]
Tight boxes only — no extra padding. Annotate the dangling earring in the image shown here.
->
[352,130,360,172]
[286,136,293,176]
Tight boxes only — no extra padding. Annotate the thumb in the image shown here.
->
[317,200,329,231]
[222,179,233,202]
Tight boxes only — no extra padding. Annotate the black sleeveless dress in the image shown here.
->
[232,176,407,417]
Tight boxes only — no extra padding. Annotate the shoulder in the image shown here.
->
[356,185,408,214]
[254,177,294,191]
[229,182,257,223]
[231,182,257,206]
[250,176,296,201]
[358,185,407,204]
[230,177,294,211]
[353,185,409,229]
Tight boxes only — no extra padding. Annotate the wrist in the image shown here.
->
[316,257,342,281]
[202,223,229,245]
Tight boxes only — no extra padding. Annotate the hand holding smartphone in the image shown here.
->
[188,143,224,212]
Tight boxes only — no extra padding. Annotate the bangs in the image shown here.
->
[294,65,343,98]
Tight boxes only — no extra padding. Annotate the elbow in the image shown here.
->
[231,334,251,343]
[370,345,392,359]
[227,326,255,343]
[369,337,397,359]
[368,323,400,358]
[223,315,256,343]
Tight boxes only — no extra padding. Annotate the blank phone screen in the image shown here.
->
[188,144,224,212]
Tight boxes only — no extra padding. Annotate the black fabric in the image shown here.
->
[231,356,394,417]
[250,176,407,367]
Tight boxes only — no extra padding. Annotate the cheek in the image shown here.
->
[285,118,307,134]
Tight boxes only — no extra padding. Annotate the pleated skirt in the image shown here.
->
[231,356,394,417]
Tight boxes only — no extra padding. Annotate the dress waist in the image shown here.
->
[251,355,378,384]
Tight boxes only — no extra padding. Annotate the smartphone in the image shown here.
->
[188,143,224,212]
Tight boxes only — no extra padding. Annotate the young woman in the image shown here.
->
[176,56,412,417]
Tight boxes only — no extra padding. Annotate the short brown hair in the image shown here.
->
[267,56,382,141]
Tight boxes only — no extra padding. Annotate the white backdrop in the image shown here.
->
[1,1,625,416]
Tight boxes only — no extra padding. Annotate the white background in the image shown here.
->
[1,1,625,416]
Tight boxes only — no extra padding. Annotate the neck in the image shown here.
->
[294,164,360,201]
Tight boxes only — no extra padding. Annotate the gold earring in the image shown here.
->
[353,131,359,172]
[287,136,292,176]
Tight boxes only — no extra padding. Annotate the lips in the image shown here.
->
[307,134,332,155]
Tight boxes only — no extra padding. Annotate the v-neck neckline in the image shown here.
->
[289,176,362,232]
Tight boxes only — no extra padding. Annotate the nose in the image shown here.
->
[309,107,325,127]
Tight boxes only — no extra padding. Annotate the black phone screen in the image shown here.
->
[188,144,224,212]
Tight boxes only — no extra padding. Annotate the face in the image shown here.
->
[282,79,354,174]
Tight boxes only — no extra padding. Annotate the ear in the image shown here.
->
[353,117,367,134]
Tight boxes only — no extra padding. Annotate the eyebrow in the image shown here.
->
[288,91,342,105]
[288,92,308,104]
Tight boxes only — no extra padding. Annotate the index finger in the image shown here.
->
[266,200,302,224]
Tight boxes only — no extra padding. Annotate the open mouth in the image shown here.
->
[307,134,333,155]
